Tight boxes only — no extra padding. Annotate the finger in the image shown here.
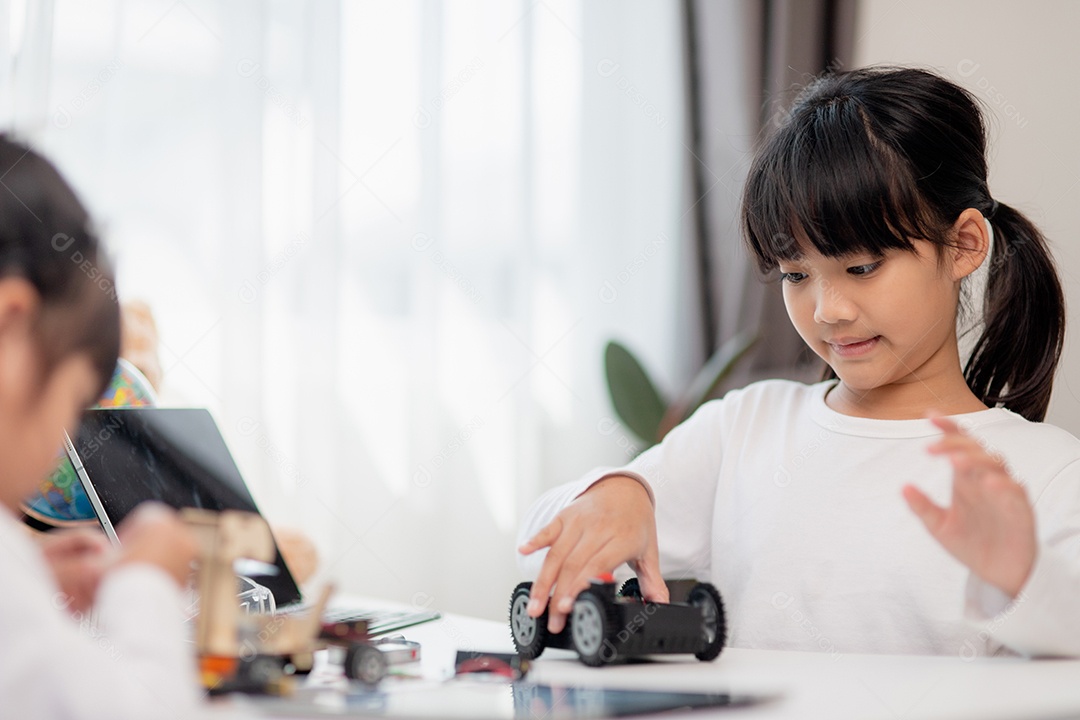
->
[933,425,989,446]
[928,434,1010,481]
[63,531,109,554]
[42,530,107,558]
[546,581,584,635]
[546,534,613,618]
[631,542,669,604]
[927,434,986,457]
[52,554,107,613]
[527,520,582,617]
[547,610,568,634]
[932,450,994,482]
[928,434,997,457]
[547,538,620,633]
[118,502,174,534]
[927,416,1008,466]
[902,484,948,535]
[928,414,964,436]
[518,517,563,555]
[546,569,592,634]
[71,557,107,605]
[937,449,1011,486]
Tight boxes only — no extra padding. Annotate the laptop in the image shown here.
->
[64,407,440,635]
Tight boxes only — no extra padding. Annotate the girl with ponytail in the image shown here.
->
[518,67,1080,657]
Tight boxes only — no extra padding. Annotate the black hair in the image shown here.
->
[741,67,1064,422]
[0,135,120,399]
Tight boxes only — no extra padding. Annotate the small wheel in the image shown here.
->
[240,655,285,686]
[571,589,615,666]
[345,644,388,685]
[618,578,643,600]
[510,582,547,659]
[688,582,727,661]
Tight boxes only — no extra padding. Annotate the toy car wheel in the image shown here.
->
[688,582,726,661]
[510,582,547,659]
[240,655,285,686]
[618,578,643,600]
[571,589,615,666]
[345,644,387,685]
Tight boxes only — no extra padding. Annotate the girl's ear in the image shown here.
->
[0,277,42,404]
[949,208,991,282]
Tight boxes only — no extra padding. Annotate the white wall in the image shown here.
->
[854,0,1080,432]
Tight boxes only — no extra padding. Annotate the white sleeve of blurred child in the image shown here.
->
[0,510,205,720]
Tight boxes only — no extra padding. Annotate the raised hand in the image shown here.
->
[904,415,1037,598]
[518,475,668,633]
[41,529,110,613]
[115,503,199,588]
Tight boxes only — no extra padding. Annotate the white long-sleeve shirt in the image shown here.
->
[0,506,204,719]
[518,379,1080,658]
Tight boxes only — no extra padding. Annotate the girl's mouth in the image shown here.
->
[827,336,881,358]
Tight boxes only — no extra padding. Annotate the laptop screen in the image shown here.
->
[69,408,303,608]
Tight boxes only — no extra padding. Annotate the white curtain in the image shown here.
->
[8,0,688,621]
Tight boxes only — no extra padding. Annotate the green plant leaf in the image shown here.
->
[604,341,668,444]
[658,331,758,440]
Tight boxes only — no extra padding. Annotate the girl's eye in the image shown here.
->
[779,271,808,285]
[848,261,883,276]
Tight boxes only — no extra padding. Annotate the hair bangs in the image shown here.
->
[744,94,941,273]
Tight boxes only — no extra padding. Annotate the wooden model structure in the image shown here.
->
[183,509,387,694]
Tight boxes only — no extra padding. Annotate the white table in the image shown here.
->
[235,600,1080,720]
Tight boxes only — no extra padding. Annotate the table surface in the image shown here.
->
[227,597,1080,720]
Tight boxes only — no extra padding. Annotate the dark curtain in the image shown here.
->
[679,0,858,388]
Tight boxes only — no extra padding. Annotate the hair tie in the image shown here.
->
[986,199,1000,220]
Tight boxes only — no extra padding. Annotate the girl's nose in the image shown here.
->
[813,281,858,324]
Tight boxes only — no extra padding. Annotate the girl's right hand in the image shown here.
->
[517,475,668,633]
[115,503,199,587]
